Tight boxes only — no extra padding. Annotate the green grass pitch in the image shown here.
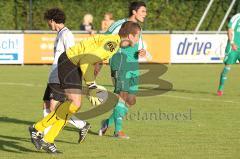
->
[0,64,239,159]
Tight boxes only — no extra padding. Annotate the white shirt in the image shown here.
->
[48,27,75,83]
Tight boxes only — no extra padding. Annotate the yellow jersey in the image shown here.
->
[66,34,120,83]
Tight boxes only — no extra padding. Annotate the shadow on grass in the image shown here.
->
[0,134,79,154]
[0,116,95,133]
[0,135,43,154]
[0,116,86,135]
[0,117,92,154]
[0,117,119,140]
[0,117,108,137]
[0,117,34,125]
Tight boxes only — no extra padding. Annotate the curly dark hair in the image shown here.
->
[44,8,65,24]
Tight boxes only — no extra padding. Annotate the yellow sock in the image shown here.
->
[35,111,58,132]
[43,118,66,143]
[43,101,79,143]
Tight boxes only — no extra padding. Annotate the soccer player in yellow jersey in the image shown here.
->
[29,21,141,154]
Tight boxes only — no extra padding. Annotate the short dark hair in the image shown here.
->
[44,8,65,24]
[129,1,146,17]
[118,21,141,38]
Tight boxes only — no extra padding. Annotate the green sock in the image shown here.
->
[218,66,230,91]
[113,102,128,133]
[106,101,125,127]
[106,113,114,126]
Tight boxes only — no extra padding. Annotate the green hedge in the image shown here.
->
[0,0,239,31]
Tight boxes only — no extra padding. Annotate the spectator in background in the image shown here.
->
[80,13,95,34]
[101,12,114,32]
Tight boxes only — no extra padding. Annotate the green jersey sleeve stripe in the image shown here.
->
[108,21,124,32]
[231,16,240,30]
[108,19,127,33]
[108,19,125,29]
[229,14,240,29]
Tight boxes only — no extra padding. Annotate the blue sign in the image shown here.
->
[0,53,18,60]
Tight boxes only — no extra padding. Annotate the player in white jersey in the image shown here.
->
[29,8,90,145]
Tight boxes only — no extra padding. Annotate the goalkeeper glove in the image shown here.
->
[87,82,106,106]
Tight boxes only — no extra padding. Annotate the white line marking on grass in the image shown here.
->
[0,82,44,87]
[1,82,240,104]
[160,94,240,104]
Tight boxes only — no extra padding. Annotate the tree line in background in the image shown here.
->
[0,0,239,31]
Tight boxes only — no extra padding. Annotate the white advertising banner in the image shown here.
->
[0,34,24,64]
[171,34,228,63]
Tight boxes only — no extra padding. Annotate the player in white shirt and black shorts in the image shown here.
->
[42,26,74,104]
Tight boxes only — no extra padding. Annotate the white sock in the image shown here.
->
[68,115,86,129]
[43,108,50,117]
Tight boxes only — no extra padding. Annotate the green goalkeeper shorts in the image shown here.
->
[224,50,240,64]
[112,70,139,94]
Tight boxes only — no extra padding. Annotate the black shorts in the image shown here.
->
[58,52,82,89]
[42,83,66,102]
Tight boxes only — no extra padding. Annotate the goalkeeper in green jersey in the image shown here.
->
[217,13,240,96]
[98,1,147,139]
